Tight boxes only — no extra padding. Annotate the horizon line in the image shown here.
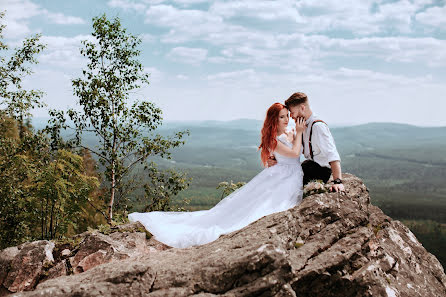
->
[30,117,446,128]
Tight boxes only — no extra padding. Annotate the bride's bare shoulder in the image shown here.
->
[277,132,292,143]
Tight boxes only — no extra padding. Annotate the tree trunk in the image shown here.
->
[18,114,24,140]
[41,200,44,240]
[108,162,115,224]
[49,200,55,239]
[44,194,50,239]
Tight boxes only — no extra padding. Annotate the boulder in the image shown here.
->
[5,174,446,296]
[0,222,168,296]
[0,241,54,294]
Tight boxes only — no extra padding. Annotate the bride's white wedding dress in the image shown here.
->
[128,134,303,248]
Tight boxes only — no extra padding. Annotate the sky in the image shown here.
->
[1,0,446,126]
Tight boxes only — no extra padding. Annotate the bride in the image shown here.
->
[128,103,305,248]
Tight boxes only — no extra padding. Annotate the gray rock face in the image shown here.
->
[4,174,446,297]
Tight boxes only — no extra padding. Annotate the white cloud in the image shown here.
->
[167,46,208,64]
[416,5,446,27]
[144,67,446,125]
[176,74,189,80]
[412,0,433,7]
[173,0,209,4]
[274,34,446,67]
[145,4,225,43]
[202,33,446,74]
[39,35,93,69]
[294,0,378,35]
[210,0,301,21]
[1,0,40,38]
[293,0,433,35]
[140,33,157,43]
[373,0,416,33]
[22,68,77,114]
[1,0,86,39]
[144,4,284,49]
[212,44,315,71]
[142,0,166,4]
[42,10,86,25]
[5,0,446,125]
[144,67,163,83]
[207,69,256,81]
[107,0,147,12]
[326,36,446,67]
[205,67,432,89]
[334,67,432,85]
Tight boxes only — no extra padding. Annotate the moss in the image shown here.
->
[38,260,55,282]
[294,242,304,249]
[42,260,54,270]
[53,222,153,247]
[107,224,152,239]
[373,224,382,236]
[112,226,132,233]
[144,230,152,240]
[54,235,83,250]
[97,224,112,235]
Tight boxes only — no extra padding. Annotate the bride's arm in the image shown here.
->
[275,139,302,158]
[274,117,305,158]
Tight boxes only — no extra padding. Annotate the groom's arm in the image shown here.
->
[313,124,344,192]
[329,161,345,192]
[266,156,277,167]
[330,161,342,180]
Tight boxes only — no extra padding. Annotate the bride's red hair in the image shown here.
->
[258,103,286,167]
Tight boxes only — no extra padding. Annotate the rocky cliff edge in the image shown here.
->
[1,174,445,297]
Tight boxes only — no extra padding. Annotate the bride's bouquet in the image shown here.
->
[303,180,329,198]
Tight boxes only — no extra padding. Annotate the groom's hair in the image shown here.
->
[285,92,308,108]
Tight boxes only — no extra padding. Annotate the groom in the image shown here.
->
[268,92,345,192]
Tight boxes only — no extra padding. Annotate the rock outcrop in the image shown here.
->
[2,174,446,297]
[0,222,169,296]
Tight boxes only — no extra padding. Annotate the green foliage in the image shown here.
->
[96,224,112,235]
[73,149,108,234]
[0,11,48,246]
[46,14,189,223]
[35,149,99,240]
[0,130,36,246]
[216,180,246,200]
[0,11,46,139]
[109,211,130,225]
[0,116,100,247]
[0,13,104,247]
[143,162,191,212]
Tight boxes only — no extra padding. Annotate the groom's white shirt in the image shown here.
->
[303,113,340,168]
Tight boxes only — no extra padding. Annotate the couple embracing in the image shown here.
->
[129,92,344,248]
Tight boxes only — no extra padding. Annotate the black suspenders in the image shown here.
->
[308,120,327,160]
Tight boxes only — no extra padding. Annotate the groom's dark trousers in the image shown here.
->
[302,160,332,185]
